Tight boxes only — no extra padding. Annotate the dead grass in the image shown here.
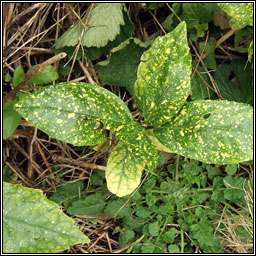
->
[214,176,253,253]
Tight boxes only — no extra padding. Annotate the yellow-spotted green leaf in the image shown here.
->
[134,21,192,127]
[154,100,253,164]
[217,3,253,30]
[145,129,172,153]
[106,141,146,197]
[15,82,133,146]
[3,182,89,253]
[54,3,125,49]
[114,121,158,170]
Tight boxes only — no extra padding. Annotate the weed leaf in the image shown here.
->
[54,3,125,48]
[3,98,22,140]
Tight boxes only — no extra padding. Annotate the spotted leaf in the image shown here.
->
[15,82,133,146]
[3,182,89,253]
[217,3,253,30]
[154,100,253,164]
[114,121,158,170]
[106,141,146,197]
[134,21,192,127]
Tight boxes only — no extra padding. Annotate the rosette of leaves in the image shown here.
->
[15,22,253,197]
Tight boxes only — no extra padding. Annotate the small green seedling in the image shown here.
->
[15,22,253,197]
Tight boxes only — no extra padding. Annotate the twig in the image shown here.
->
[52,154,106,171]
[191,31,209,80]
[3,52,66,107]
[67,3,95,81]
[78,60,96,84]
[149,10,166,35]
[216,29,237,48]
[87,232,106,251]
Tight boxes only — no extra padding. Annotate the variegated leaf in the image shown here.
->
[154,100,253,164]
[114,121,158,170]
[106,141,145,197]
[3,182,89,253]
[15,82,133,146]
[134,21,192,127]
[218,3,253,30]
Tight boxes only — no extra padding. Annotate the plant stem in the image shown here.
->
[175,155,180,181]
[156,215,170,244]
[3,52,67,107]
[180,228,184,253]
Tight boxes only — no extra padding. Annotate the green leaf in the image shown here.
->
[234,28,253,53]
[96,38,151,95]
[195,23,208,38]
[106,141,146,197]
[119,229,135,246]
[114,121,158,170]
[135,205,151,219]
[15,82,133,146]
[13,66,24,87]
[3,182,89,253]
[147,3,164,10]
[54,3,125,49]
[154,100,253,164]
[163,228,179,243]
[217,3,253,29]
[28,65,59,85]
[91,171,105,186]
[225,164,237,175]
[3,166,16,182]
[148,222,159,236]
[161,14,174,32]
[223,176,249,204]
[206,165,222,180]
[143,177,157,192]
[134,21,192,127]
[141,241,155,253]
[190,218,222,253]
[168,244,180,253]
[52,9,134,61]
[67,193,106,215]
[103,200,123,215]
[50,181,84,208]
[214,60,253,105]
[181,3,220,30]
[3,99,22,139]
[5,73,13,82]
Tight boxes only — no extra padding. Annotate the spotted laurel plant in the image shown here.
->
[15,22,253,197]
